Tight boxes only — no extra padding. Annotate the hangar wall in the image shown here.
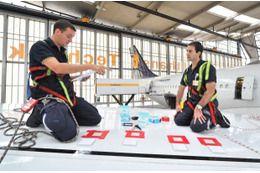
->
[0,10,243,105]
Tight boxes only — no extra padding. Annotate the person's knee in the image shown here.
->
[42,100,78,142]
[190,121,206,133]
[86,113,102,126]
[174,115,183,126]
[174,112,189,126]
[53,126,77,142]
[93,114,102,125]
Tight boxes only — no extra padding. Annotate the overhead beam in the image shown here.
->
[229,25,250,33]
[241,25,260,35]
[157,1,222,35]
[128,1,164,30]
[115,1,260,50]
[93,1,106,21]
[216,22,240,32]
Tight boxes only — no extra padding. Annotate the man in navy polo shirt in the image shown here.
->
[174,41,230,133]
[27,19,110,141]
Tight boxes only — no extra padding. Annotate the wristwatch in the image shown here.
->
[196,104,203,110]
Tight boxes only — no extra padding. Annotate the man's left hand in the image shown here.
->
[193,107,206,124]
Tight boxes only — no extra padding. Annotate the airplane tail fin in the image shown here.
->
[129,45,158,78]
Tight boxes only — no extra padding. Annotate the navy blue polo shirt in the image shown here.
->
[180,59,218,104]
[29,37,74,100]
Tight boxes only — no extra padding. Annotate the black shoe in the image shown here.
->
[26,104,43,127]
[215,109,230,128]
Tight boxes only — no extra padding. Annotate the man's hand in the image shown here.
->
[90,64,111,75]
[176,104,182,113]
[193,107,206,124]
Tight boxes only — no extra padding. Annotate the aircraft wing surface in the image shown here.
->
[0,105,260,171]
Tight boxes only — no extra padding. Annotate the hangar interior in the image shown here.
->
[1,1,260,171]
[0,1,260,107]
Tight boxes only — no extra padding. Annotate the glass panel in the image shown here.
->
[0,62,2,101]
[169,45,176,73]
[218,40,228,53]
[0,15,3,61]
[82,29,95,103]
[151,42,159,74]
[176,47,182,73]
[7,16,26,63]
[230,41,237,55]
[122,36,132,79]
[160,44,167,76]
[183,48,188,70]
[6,63,25,103]
[108,34,119,78]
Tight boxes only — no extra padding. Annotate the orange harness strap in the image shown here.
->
[185,100,194,111]
[208,102,216,124]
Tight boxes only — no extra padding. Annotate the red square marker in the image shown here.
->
[167,135,190,144]
[82,130,109,140]
[125,130,145,139]
[197,137,222,146]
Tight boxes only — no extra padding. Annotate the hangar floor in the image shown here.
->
[0,104,260,171]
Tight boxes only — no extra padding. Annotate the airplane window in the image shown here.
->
[219,84,223,88]
[225,84,229,88]
[235,77,244,99]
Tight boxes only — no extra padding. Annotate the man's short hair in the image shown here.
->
[53,19,76,34]
[188,41,203,58]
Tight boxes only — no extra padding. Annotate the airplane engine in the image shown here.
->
[164,94,176,109]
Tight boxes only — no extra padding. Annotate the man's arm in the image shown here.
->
[193,82,216,124]
[175,84,186,112]
[43,57,110,75]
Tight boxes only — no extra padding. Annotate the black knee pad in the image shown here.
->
[94,114,102,125]
[174,112,182,125]
[26,103,44,127]
[174,112,190,126]
[41,100,77,142]
[190,123,205,133]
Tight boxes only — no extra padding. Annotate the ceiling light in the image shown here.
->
[230,33,241,37]
[176,24,200,33]
[216,31,227,35]
[208,5,237,18]
[234,15,260,25]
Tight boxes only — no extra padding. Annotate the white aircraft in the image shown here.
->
[96,45,260,111]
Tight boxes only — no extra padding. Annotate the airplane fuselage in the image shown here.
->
[144,62,260,110]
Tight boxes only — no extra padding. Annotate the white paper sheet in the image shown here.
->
[71,71,95,82]
[122,138,138,146]
[77,138,96,146]
[171,143,188,151]
[208,145,227,154]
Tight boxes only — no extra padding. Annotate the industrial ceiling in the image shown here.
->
[25,1,260,43]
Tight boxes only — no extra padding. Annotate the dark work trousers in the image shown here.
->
[72,96,102,126]
[174,100,216,132]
